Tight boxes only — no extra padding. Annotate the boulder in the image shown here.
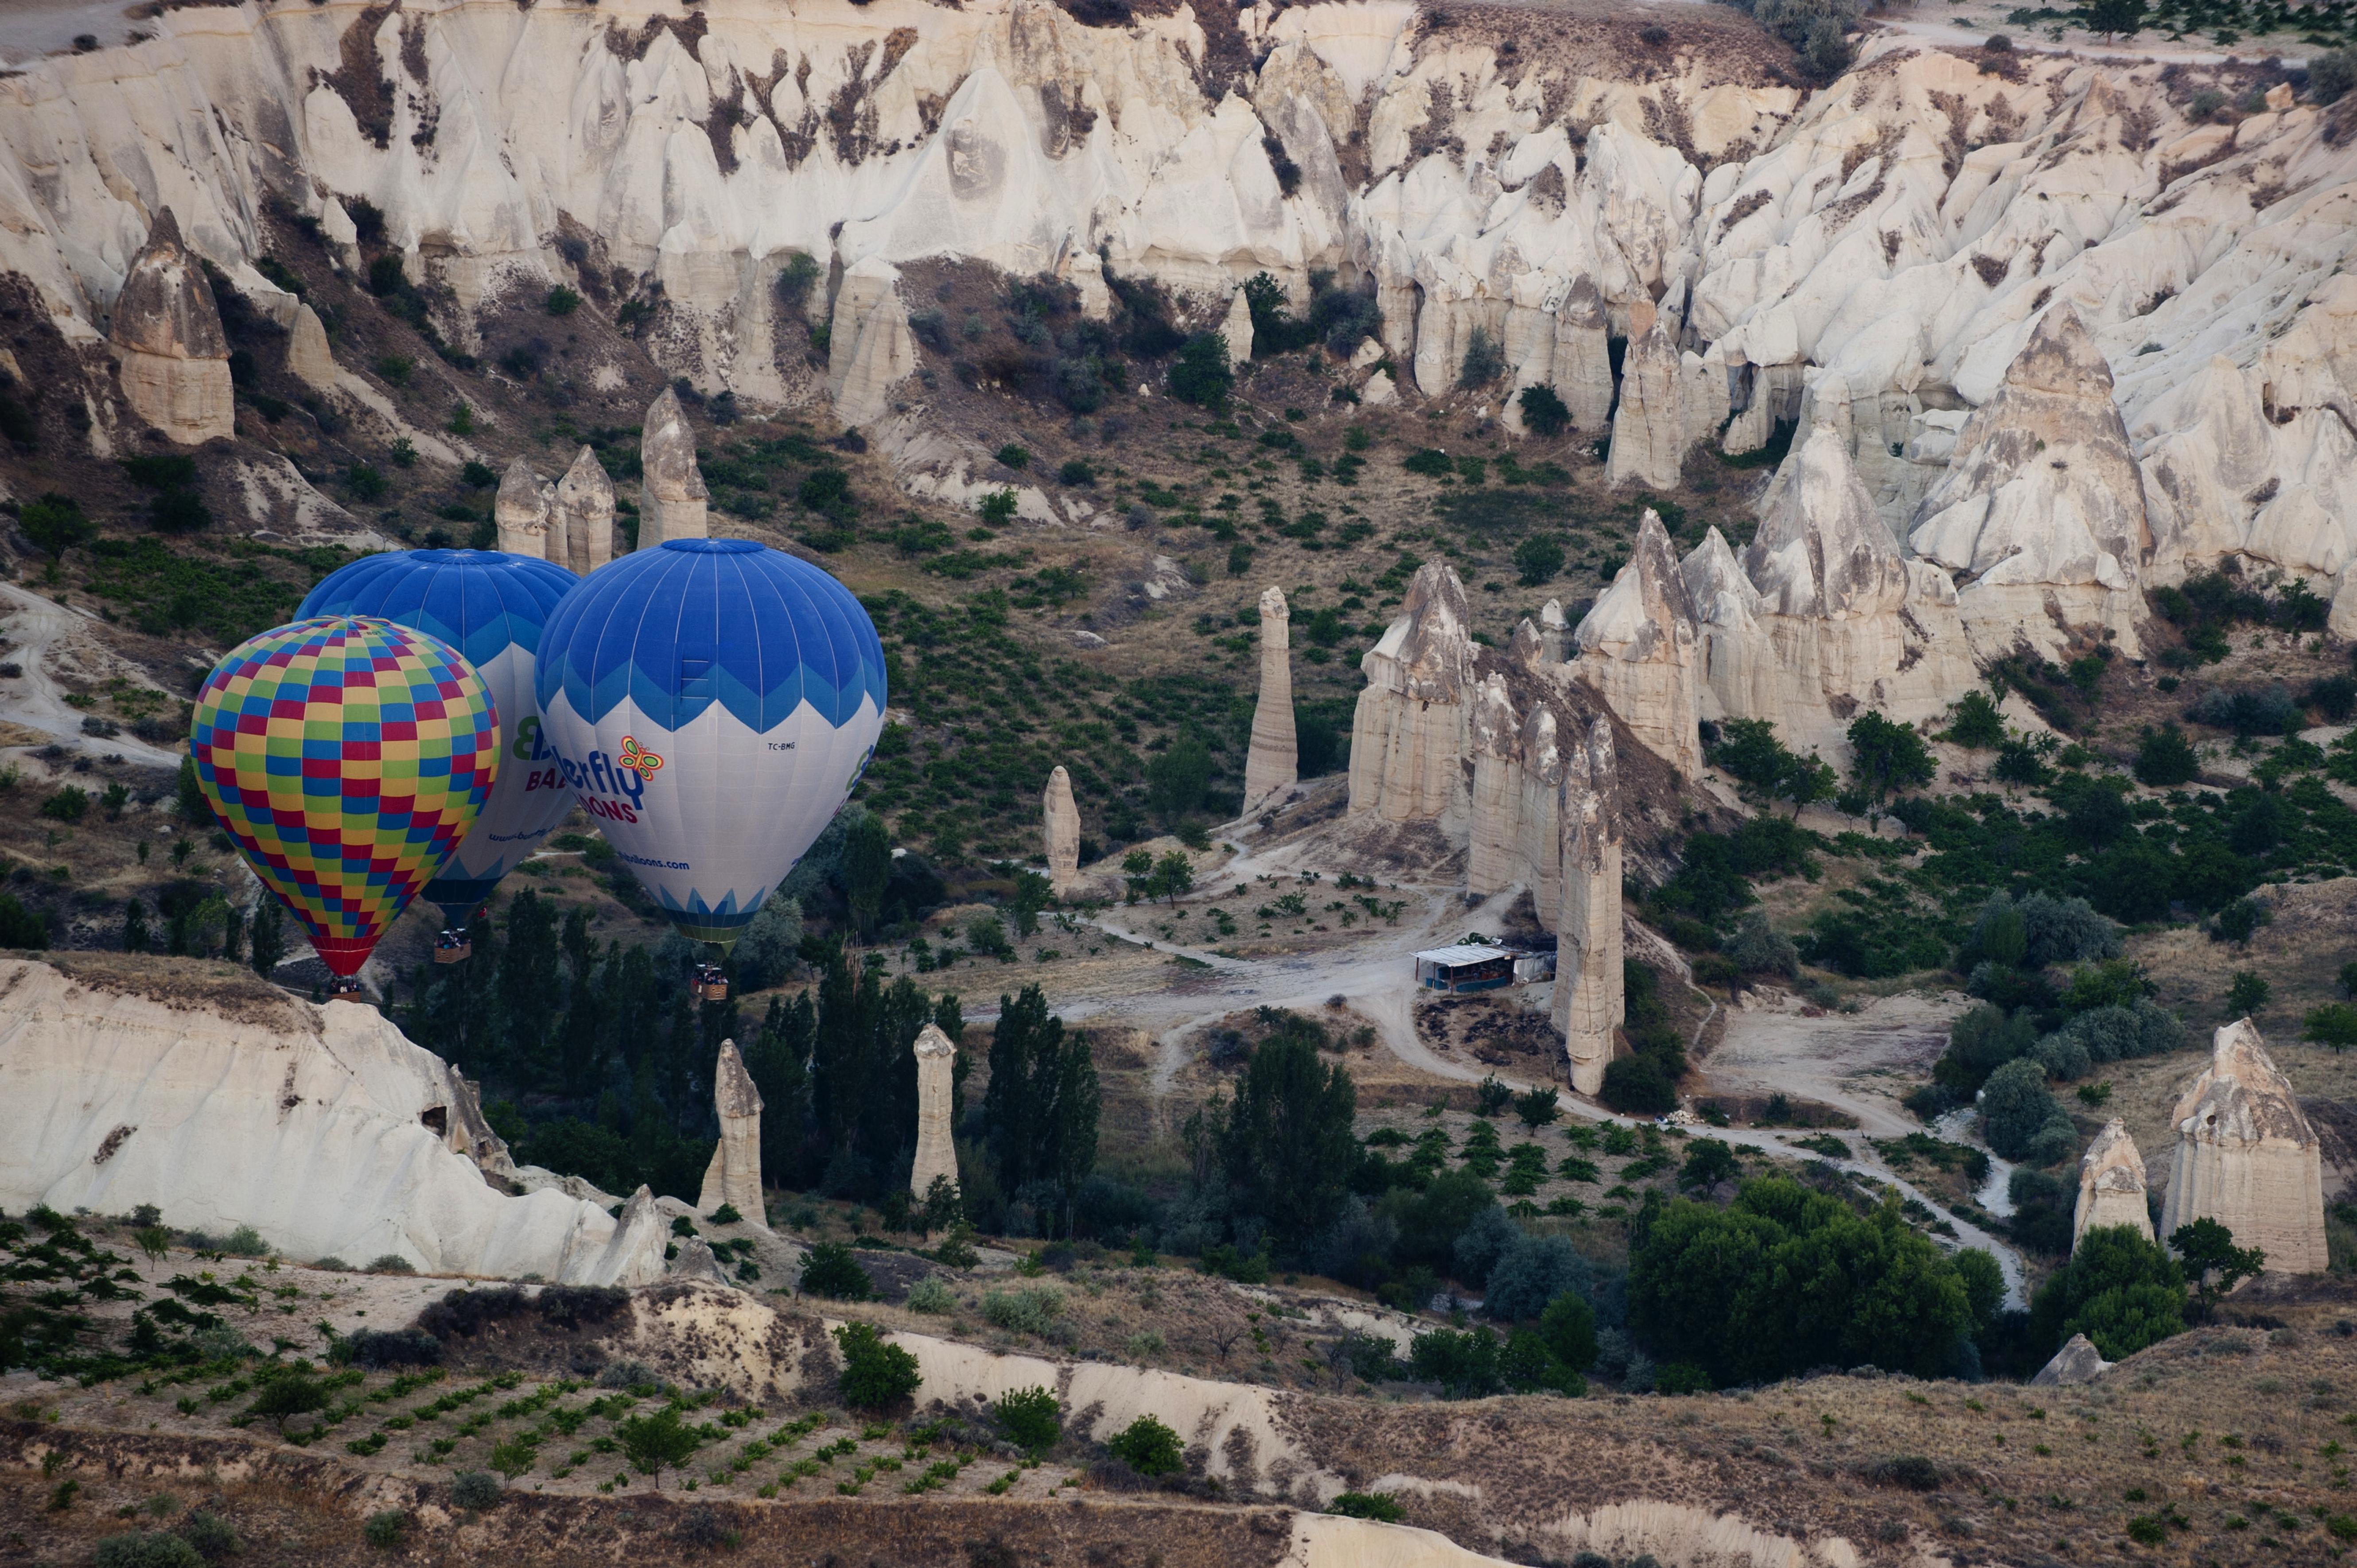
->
[1042,766,1081,892]
[827,255,918,430]
[2158,1020,2329,1274]
[910,1023,959,1200]
[639,387,709,546]
[1348,562,1478,837]
[1554,717,1623,1095]
[495,458,552,556]
[0,958,658,1283]
[2030,1333,2112,1387]
[697,1039,766,1226]
[284,303,337,392]
[1606,312,1684,491]
[1243,586,1298,810]
[551,445,616,575]
[669,1234,735,1287]
[588,1186,671,1289]
[1907,307,2148,660]
[2073,1118,2153,1250]
[109,208,233,444]
[1571,510,1703,777]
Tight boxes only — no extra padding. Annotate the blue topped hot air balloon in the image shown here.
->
[534,538,887,950]
[299,549,580,943]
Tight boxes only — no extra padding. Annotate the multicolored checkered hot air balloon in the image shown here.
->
[189,616,499,981]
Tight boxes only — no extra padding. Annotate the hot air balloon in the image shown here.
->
[298,549,578,958]
[189,616,499,989]
[534,539,886,981]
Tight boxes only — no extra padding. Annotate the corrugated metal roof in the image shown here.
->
[1413,943,1514,966]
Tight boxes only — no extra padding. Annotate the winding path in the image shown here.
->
[0,581,183,768]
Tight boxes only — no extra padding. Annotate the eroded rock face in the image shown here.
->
[910,1023,959,1200]
[1554,718,1623,1095]
[640,387,709,546]
[1908,307,2148,660]
[1467,672,1567,926]
[1042,765,1081,893]
[2074,1119,2153,1250]
[827,255,918,430]
[1606,308,1684,491]
[2158,1020,2329,1274]
[2031,1333,2112,1387]
[1554,277,1615,433]
[1245,587,1299,810]
[1349,562,1479,838]
[1219,287,1256,367]
[109,209,233,444]
[552,445,616,575]
[495,457,553,556]
[698,1040,766,1226]
[0,959,656,1283]
[284,302,336,392]
[1572,510,1702,777]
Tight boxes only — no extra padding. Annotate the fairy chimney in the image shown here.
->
[1244,587,1299,809]
[910,1024,959,1200]
[495,458,553,557]
[1043,766,1081,893]
[639,387,709,545]
[697,1040,767,1226]
[2073,1119,2153,1250]
[110,208,234,444]
[552,445,616,575]
[2157,1020,2328,1273]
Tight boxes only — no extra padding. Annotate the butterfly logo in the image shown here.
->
[616,737,665,781]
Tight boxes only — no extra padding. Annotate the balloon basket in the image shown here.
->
[699,979,730,1002]
[327,978,369,1004]
[433,933,472,964]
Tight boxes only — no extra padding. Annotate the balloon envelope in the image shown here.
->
[190,616,499,977]
[299,548,578,927]
[533,538,886,947]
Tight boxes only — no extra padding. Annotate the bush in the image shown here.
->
[1402,447,1456,478]
[1517,384,1570,437]
[1328,1492,1406,1522]
[1945,689,2005,748]
[798,1241,875,1300]
[361,1512,408,1550]
[174,1511,240,1562]
[1167,333,1233,407]
[2027,1224,2184,1361]
[95,1535,203,1568]
[332,1327,440,1368]
[980,1285,1064,1335]
[993,1386,1062,1452]
[905,1277,956,1313]
[1513,534,1565,586]
[833,1321,922,1409]
[2187,685,2300,736]
[1458,327,1504,388]
[1726,912,1799,978]
[1980,1057,2076,1164]
[448,1471,502,1511]
[1600,1054,1677,1115]
[1106,1414,1184,1475]
[1540,1289,1599,1373]
[39,786,87,823]
[544,286,580,317]
[365,1253,414,1274]
[1482,1234,1592,1323]
[2311,48,2356,103]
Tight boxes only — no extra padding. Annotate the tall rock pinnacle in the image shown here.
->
[639,387,709,546]
[109,208,233,445]
[1042,765,1081,893]
[1244,587,1298,810]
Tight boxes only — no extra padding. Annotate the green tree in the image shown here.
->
[1678,1138,1740,1191]
[1149,850,1195,905]
[614,1407,700,1487]
[1952,1248,2006,1333]
[2134,723,2200,786]
[1145,731,1212,824]
[844,811,891,940]
[2169,1218,2264,1322]
[981,985,1098,1230]
[1120,848,1155,904]
[1167,333,1233,408]
[19,493,94,564]
[1512,1086,1559,1127]
[1106,1415,1184,1475]
[176,757,212,826]
[1218,1033,1357,1254]
[2027,1224,2184,1361]
[1538,1289,1598,1372]
[1009,869,1054,938]
[798,1240,874,1300]
[2076,0,2143,39]
[1944,690,2005,749]
[1845,711,1936,804]
[2227,970,2270,1016]
[2306,1002,2357,1053]
[1517,384,1570,437]
[249,900,284,976]
[244,1373,327,1434]
[833,1321,922,1409]
[992,1386,1062,1453]
[1513,535,1565,586]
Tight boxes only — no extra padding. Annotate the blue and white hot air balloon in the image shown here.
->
[297,548,581,938]
[533,538,887,949]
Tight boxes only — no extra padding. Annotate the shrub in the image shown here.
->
[1484,1234,1592,1323]
[544,286,580,317]
[1167,333,1233,407]
[95,1534,203,1568]
[1726,912,1799,978]
[1458,327,1504,388]
[798,1241,875,1300]
[1058,458,1095,487]
[2129,722,2192,792]
[980,1285,1064,1335]
[1329,1492,1406,1522]
[366,1253,414,1274]
[174,1511,240,1562]
[1106,1415,1183,1476]
[1945,689,2005,748]
[2187,685,2300,736]
[615,1407,701,1481]
[1408,1325,1502,1397]
[1540,1289,1599,1373]
[905,1277,956,1313]
[447,1471,501,1511]
[995,443,1031,470]
[1980,1058,2076,1164]
[40,786,88,823]
[993,1386,1062,1452]
[833,1321,922,1409]
[1600,1054,1677,1115]
[1517,384,1570,437]
[333,1327,441,1368]
[361,1512,408,1550]
[1513,534,1565,586]
[2027,1224,2184,1360]
[2311,48,2356,103]
[1402,447,1455,478]
[2228,970,2270,1015]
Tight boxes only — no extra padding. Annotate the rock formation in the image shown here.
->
[669,1234,736,1286]
[284,303,336,392]
[1554,278,1615,432]
[1348,562,1478,838]
[2030,1334,2112,1387]
[2157,1020,2329,1274]
[1680,423,1976,761]
[1571,511,1703,777]
[2073,1119,2153,1250]
[639,387,709,546]
[1042,766,1081,893]
[1606,305,1683,491]
[495,458,553,556]
[1467,676,1568,926]
[1908,307,2149,660]
[0,958,661,1283]
[909,1023,959,1200]
[1538,600,1568,665]
[551,445,617,575]
[1218,287,1254,367]
[827,256,918,430]
[697,1039,766,1226]
[109,208,233,444]
[1554,718,1623,1094]
[1244,587,1298,810]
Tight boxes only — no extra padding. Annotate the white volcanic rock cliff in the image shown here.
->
[2157,1020,2329,1274]
[2074,1118,2154,1250]
[827,255,918,430]
[1571,510,1702,778]
[0,959,665,1284]
[1349,561,1478,838]
[108,209,233,445]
